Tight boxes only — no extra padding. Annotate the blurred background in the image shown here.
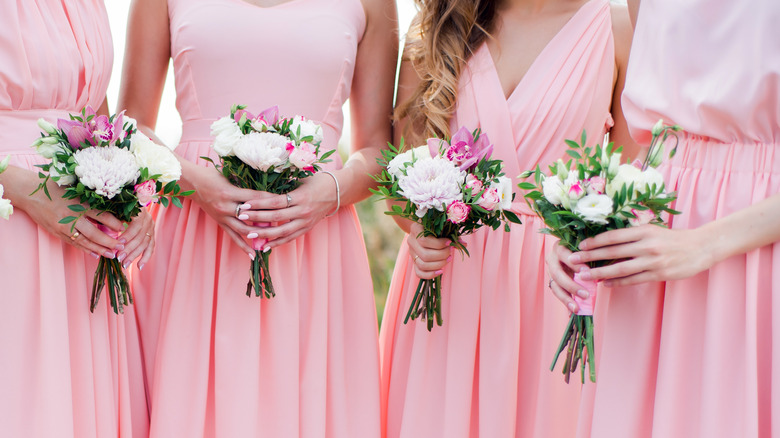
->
[105,1,419,323]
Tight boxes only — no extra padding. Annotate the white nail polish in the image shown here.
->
[238,214,249,220]
[247,232,259,239]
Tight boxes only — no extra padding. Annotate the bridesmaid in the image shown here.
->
[379,0,635,437]
[0,1,151,437]
[548,0,780,437]
[119,0,396,436]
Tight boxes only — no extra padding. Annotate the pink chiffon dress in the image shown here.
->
[130,0,381,436]
[379,1,615,436]
[577,1,780,437]
[0,1,148,437]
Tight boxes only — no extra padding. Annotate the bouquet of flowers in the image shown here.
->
[518,121,681,383]
[0,155,12,220]
[32,106,190,314]
[206,104,334,298]
[373,127,522,331]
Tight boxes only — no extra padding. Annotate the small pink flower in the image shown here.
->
[446,200,470,224]
[477,187,501,211]
[629,208,655,226]
[586,176,606,194]
[134,180,158,207]
[256,106,280,126]
[568,181,586,200]
[465,174,484,193]
[233,109,255,124]
[288,141,317,172]
[631,158,643,169]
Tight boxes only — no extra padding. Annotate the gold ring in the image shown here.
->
[145,232,152,237]
[235,204,242,219]
[70,230,80,241]
[413,255,419,263]
[286,193,293,208]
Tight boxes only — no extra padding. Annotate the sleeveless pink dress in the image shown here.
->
[130,0,381,436]
[578,1,780,437]
[0,2,148,437]
[379,2,615,436]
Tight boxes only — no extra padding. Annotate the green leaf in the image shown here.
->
[517,182,537,190]
[58,216,78,224]
[172,197,183,208]
[67,204,87,212]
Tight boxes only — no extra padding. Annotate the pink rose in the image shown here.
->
[568,181,585,200]
[465,174,484,193]
[134,180,158,207]
[477,187,501,211]
[586,176,606,194]
[446,200,470,224]
[629,207,655,226]
[286,141,317,172]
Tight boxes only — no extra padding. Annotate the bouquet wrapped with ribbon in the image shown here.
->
[518,121,681,382]
[373,127,522,331]
[32,106,190,313]
[206,104,334,298]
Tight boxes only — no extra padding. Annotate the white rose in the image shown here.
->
[233,132,290,172]
[130,134,182,183]
[290,115,324,145]
[210,117,242,157]
[49,160,76,186]
[573,194,613,224]
[0,184,12,220]
[387,145,432,179]
[606,164,642,197]
[491,175,513,211]
[542,175,567,207]
[639,166,665,194]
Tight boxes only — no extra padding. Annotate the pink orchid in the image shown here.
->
[57,118,93,149]
[91,114,116,144]
[255,106,280,126]
[427,137,447,157]
[234,108,255,124]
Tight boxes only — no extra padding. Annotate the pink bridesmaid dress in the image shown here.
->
[578,1,780,437]
[130,0,381,436]
[379,1,615,437]
[0,1,148,437]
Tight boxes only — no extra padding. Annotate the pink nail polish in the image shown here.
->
[119,238,127,244]
[434,269,443,275]
[446,256,452,263]
[569,254,581,264]
[263,246,271,253]
[238,214,249,220]
[117,252,126,262]
[90,252,99,259]
[247,232,259,239]
[577,289,589,299]
[138,263,145,271]
[122,262,129,270]
[248,252,255,261]
[580,271,593,281]
[115,244,125,251]
[103,251,115,259]
[567,302,576,312]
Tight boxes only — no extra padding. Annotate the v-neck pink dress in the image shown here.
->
[0,1,148,437]
[130,0,381,436]
[577,1,780,437]
[379,1,615,436]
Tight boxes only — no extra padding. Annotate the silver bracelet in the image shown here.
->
[322,171,340,217]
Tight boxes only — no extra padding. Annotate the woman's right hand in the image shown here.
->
[545,243,590,313]
[187,164,273,255]
[406,222,453,279]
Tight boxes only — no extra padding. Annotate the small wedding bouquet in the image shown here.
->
[518,121,681,383]
[32,106,190,314]
[373,127,522,331]
[0,155,12,220]
[206,104,334,298]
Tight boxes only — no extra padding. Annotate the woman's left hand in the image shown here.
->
[571,224,715,287]
[237,172,339,250]
[117,208,156,270]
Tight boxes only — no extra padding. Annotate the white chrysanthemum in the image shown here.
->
[398,156,465,218]
[0,184,12,220]
[290,115,324,145]
[130,134,182,183]
[233,132,290,172]
[387,146,432,179]
[491,175,513,211]
[74,146,140,199]
[50,159,76,187]
[210,117,242,157]
[573,194,613,224]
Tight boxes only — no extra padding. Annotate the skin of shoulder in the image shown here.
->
[606,2,640,160]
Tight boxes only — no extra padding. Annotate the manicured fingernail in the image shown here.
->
[569,254,581,263]
[580,271,593,281]
[579,241,588,250]
[119,238,127,244]
[248,252,255,261]
[239,203,252,209]
[90,252,99,259]
[238,214,249,220]
[247,232,259,239]
[138,263,145,271]
[576,289,589,299]
[117,252,127,262]
[103,251,115,259]
[434,269,444,275]
[123,262,130,270]
[446,256,452,263]
[567,302,577,312]
[603,280,613,287]
[263,246,271,253]
[115,244,125,251]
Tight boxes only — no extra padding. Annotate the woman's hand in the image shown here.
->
[117,209,155,270]
[571,225,715,287]
[546,243,591,313]
[406,222,452,280]
[187,164,272,255]
[237,171,339,250]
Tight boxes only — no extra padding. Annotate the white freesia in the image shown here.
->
[491,175,513,211]
[74,146,140,199]
[290,115,324,145]
[0,184,12,220]
[210,117,242,157]
[130,134,182,183]
[573,194,613,224]
[542,175,567,206]
[233,132,290,172]
[398,156,465,218]
[49,159,76,186]
[387,146,432,179]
